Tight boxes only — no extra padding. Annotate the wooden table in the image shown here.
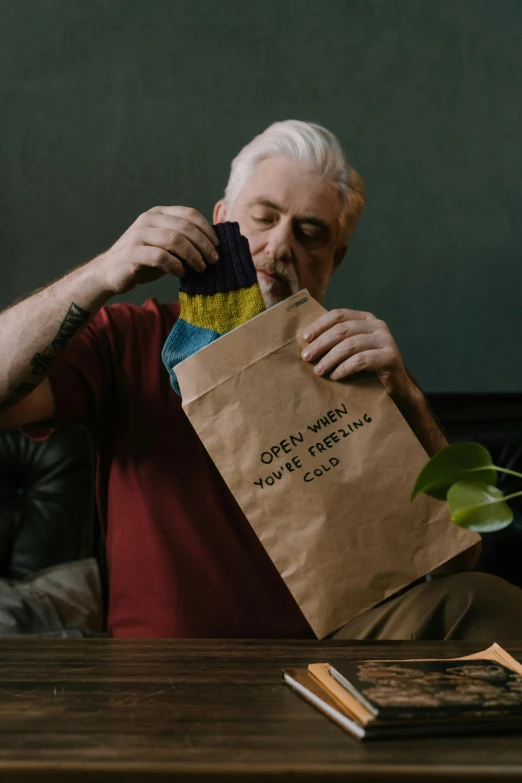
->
[0,639,522,782]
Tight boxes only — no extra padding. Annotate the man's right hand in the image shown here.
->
[95,206,221,295]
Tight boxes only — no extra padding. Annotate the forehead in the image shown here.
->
[239,156,342,226]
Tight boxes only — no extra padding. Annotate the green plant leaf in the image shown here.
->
[411,442,497,501]
[447,479,513,533]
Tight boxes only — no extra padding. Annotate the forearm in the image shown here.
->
[391,373,482,573]
[390,379,448,458]
[0,205,220,416]
[0,258,111,410]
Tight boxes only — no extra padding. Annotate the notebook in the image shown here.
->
[283,643,522,740]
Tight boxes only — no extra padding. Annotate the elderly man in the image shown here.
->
[1,120,521,640]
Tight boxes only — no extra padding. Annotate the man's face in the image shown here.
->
[214,157,346,308]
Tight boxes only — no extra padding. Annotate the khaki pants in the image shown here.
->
[330,572,522,643]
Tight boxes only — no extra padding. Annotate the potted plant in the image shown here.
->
[412,442,522,532]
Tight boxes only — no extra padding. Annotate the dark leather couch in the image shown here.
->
[0,394,520,630]
[0,425,108,627]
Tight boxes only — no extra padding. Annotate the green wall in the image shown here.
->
[1,0,521,391]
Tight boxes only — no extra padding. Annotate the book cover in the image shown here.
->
[329,659,522,719]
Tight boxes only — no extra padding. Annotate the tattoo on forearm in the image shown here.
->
[51,302,90,348]
[30,302,90,377]
[0,382,37,412]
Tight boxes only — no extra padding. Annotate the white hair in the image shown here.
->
[223,120,365,242]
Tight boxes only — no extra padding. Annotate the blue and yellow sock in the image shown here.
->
[162,221,265,395]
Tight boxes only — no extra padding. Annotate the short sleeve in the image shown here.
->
[21,298,179,443]
[21,304,127,442]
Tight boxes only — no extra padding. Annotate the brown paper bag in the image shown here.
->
[176,290,478,638]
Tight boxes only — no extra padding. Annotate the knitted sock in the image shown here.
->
[162,221,266,395]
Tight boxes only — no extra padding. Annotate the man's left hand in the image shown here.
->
[301,308,414,401]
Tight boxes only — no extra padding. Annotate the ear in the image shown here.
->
[213,199,227,224]
[333,242,348,273]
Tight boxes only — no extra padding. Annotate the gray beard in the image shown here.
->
[258,278,291,308]
[255,261,301,308]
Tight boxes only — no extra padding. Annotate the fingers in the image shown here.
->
[147,213,219,266]
[148,206,219,249]
[135,245,186,278]
[312,334,381,377]
[302,308,376,343]
[298,306,406,389]
[329,348,391,381]
[301,320,376,363]
[104,206,222,293]
[139,227,207,273]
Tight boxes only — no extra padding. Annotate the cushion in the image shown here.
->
[0,557,103,636]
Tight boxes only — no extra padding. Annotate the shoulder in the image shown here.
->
[96,298,180,329]
[89,298,181,344]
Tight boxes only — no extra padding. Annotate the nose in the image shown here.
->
[264,218,294,264]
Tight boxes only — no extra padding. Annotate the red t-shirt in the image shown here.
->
[26,299,312,639]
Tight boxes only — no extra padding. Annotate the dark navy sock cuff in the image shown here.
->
[179,222,258,297]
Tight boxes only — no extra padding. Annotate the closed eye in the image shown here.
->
[297,224,327,245]
[301,227,321,238]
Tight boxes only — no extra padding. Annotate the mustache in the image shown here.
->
[254,259,298,286]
